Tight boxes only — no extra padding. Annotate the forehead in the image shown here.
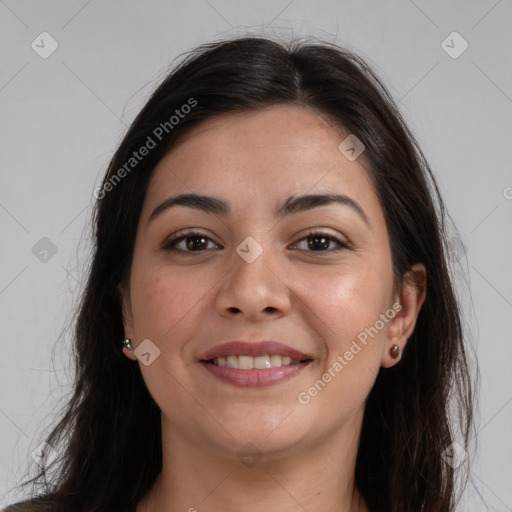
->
[142,106,382,223]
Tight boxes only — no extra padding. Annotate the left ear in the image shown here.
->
[118,281,138,361]
[381,263,427,368]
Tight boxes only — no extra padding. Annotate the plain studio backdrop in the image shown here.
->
[0,1,511,510]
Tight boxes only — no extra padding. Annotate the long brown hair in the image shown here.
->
[5,35,477,512]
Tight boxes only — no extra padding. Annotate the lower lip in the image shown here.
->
[200,361,311,388]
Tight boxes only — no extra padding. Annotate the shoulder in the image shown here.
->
[2,500,40,512]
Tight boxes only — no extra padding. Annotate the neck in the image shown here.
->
[138,411,369,512]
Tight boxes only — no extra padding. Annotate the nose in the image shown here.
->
[214,238,292,321]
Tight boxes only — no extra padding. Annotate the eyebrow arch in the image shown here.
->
[147,192,370,227]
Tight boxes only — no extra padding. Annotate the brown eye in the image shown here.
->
[291,231,349,254]
[162,231,220,255]
[161,229,349,256]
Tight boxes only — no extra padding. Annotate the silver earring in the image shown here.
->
[122,338,133,350]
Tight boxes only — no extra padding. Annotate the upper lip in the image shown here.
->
[198,341,313,361]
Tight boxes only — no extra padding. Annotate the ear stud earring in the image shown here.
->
[122,338,132,350]
[389,344,400,359]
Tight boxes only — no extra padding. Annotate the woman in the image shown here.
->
[4,35,476,512]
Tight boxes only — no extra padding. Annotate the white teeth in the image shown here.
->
[238,355,254,369]
[254,355,272,369]
[269,355,282,367]
[210,354,303,369]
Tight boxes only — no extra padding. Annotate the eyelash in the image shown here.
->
[161,230,350,256]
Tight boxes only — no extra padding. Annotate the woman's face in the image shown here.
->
[121,105,422,460]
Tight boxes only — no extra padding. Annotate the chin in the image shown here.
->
[215,408,315,452]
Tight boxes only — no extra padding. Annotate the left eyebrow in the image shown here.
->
[147,192,370,227]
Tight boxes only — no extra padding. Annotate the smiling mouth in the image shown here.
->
[203,354,313,369]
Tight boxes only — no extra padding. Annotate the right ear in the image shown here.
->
[118,282,137,360]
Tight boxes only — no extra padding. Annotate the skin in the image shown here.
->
[120,105,426,512]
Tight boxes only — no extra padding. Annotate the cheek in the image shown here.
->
[306,262,392,340]
[130,264,202,342]
[299,272,390,415]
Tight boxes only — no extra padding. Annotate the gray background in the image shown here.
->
[1,1,511,510]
